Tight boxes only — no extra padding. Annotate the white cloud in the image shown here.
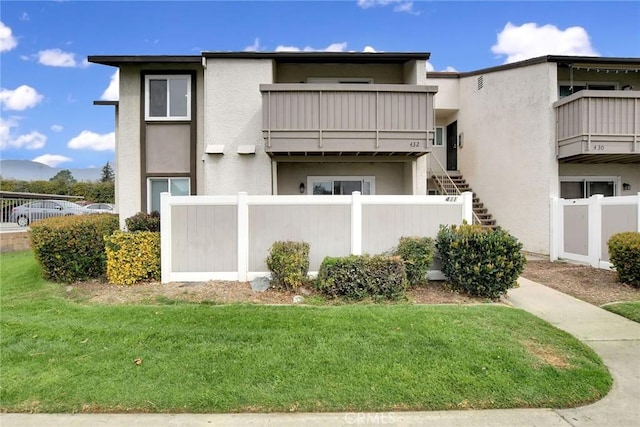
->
[244,37,261,52]
[0,21,17,52]
[357,0,417,14]
[51,124,63,132]
[0,117,47,150]
[37,48,90,68]
[425,61,434,72]
[426,62,458,73]
[20,12,30,22]
[492,22,599,64]
[0,85,44,111]
[444,66,457,72]
[275,42,348,52]
[67,130,115,151]
[32,154,72,167]
[363,46,377,53]
[100,70,119,101]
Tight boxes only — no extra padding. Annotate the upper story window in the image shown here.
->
[558,81,618,98]
[307,77,373,84]
[145,75,191,121]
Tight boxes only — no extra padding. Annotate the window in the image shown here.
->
[145,75,191,120]
[560,176,619,199]
[434,127,444,146]
[307,176,375,195]
[307,77,373,84]
[147,177,190,213]
[558,81,617,98]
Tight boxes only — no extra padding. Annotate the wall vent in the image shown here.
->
[477,75,484,90]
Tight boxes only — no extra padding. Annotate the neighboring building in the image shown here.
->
[89,52,640,255]
[427,55,640,254]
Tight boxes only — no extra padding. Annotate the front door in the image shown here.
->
[446,121,458,171]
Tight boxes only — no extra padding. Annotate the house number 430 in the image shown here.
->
[593,145,605,151]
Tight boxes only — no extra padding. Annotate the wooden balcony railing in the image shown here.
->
[261,84,438,156]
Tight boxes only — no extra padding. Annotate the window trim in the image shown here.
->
[146,177,191,213]
[144,75,192,121]
[306,176,376,195]
[560,176,620,198]
[434,126,445,147]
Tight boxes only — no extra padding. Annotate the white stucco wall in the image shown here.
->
[456,63,559,254]
[427,76,460,111]
[116,66,142,227]
[203,59,274,195]
[559,164,640,196]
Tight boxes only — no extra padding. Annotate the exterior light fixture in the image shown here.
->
[299,182,306,193]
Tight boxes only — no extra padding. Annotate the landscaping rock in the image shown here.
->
[293,295,305,304]
[250,276,271,292]
[299,287,312,296]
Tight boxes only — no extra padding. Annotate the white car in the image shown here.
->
[83,203,116,214]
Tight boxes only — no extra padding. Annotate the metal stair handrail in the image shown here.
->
[427,154,482,225]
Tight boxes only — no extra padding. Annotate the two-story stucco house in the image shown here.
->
[427,55,640,254]
[89,52,640,255]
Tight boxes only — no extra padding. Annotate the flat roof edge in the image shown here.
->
[93,100,118,106]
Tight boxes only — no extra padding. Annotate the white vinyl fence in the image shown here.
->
[550,193,640,269]
[160,191,473,283]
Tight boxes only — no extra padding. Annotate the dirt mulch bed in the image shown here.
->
[521,260,640,307]
[67,279,481,306]
[66,259,639,307]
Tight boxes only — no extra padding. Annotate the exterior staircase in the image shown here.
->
[445,173,496,229]
[427,154,497,229]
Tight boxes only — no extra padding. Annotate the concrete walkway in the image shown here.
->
[2,278,639,426]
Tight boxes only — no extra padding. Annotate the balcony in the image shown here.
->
[261,84,438,156]
[555,90,640,163]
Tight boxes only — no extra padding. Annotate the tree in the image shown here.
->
[101,161,115,183]
[50,169,77,186]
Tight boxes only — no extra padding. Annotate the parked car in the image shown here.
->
[10,200,85,227]
[83,203,115,214]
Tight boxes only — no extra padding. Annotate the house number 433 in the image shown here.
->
[593,145,605,151]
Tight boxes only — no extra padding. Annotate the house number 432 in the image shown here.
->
[593,145,605,151]
[409,141,421,148]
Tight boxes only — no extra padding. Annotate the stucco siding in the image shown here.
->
[117,66,142,226]
[203,59,274,195]
[456,62,558,253]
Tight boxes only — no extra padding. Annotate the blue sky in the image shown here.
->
[1,0,639,170]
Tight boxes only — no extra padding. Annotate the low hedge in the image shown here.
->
[30,213,119,283]
[316,254,407,301]
[105,231,161,285]
[436,223,526,299]
[393,236,435,286]
[608,232,640,288]
[125,211,160,232]
[265,241,310,290]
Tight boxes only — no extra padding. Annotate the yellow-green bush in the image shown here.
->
[265,241,310,290]
[30,213,119,283]
[105,231,160,285]
[608,232,640,288]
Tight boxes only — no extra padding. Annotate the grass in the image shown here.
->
[602,301,640,323]
[1,251,612,413]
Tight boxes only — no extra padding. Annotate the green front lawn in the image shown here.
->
[602,301,640,323]
[0,251,611,413]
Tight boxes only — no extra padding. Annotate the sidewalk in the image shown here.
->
[2,278,639,426]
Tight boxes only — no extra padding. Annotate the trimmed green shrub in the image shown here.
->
[436,223,526,299]
[608,232,640,288]
[105,231,161,285]
[316,254,408,300]
[265,241,310,290]
[30,213,119,283]
[125,211,160,232]
[393,236,435,286]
